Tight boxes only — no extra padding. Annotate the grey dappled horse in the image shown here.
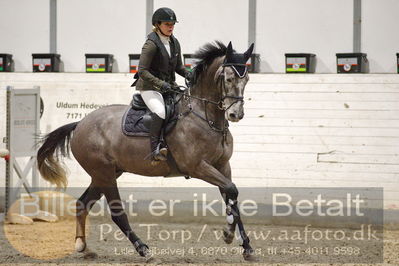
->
[37,41,256,261]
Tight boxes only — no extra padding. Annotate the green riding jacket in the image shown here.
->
[134,31,188,91]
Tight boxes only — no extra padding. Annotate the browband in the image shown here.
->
[223,63,248,78]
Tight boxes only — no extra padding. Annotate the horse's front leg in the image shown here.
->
[220,182,256,261]
[215,162,235,244]
[191,160,256,261]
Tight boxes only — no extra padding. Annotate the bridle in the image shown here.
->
[172,63,247,144]
[218,63,246,110]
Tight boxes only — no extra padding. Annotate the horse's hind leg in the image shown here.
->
[102,182,152,261]
[75,184,102,252]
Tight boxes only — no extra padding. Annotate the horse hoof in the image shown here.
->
[223,227,234,244]
[243,248,258,262]
[135,241,153,261]
[142,247,154,263]
[75,238,86,252]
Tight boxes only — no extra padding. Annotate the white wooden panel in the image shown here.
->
[244,101,399,110]
[230,74,399,209]
[258,178,395,189]
[242,109,398,120]
[232,168,398,183]
[317,152,399,165]
[230,152,317,167]
[230,159,399,175]
[245,84,399,93]
[245,91,399,102]
[237,118,399,129]
[234,135,399,146]
[249,74,399,84]
[230,126,399,137]
[0,73,398,210]
[230,151,399,167]
[233,143,399,155]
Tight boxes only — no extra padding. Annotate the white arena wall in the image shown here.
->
[1,0,399,73]
[0,0,50,71]
[0,73,398,212]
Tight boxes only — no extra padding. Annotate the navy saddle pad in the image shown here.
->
[122,93,178,137]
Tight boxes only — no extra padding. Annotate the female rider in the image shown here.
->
[134,7,191,165]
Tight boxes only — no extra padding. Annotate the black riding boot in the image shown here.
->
[149,113,168,164]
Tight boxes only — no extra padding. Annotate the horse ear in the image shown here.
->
[244,43,254,61]
[226,41,233,57]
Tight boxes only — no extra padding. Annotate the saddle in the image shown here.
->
[122,93,179,137]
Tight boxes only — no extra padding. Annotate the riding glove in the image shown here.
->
[161,82,172,93]
[185,71,194,87]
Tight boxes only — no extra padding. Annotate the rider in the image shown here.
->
[134,7,191,165]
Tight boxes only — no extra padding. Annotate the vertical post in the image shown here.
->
[50,0,57,53]
[353,0,362,52]
[32,86,41,188]
[248,0,257,51]
[146,0,154,36]
[5,87,12,214]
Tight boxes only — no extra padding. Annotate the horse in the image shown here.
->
[37,41,256,262]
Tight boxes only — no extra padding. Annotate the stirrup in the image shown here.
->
[159,146,168,157]
[151,144,168,163]
[153,149,168,161]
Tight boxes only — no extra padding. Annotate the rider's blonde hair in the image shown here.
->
[153,23,161,32]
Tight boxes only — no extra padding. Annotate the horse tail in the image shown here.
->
[37,122,79,189]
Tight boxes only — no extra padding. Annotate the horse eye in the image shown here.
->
[226,78,233,83]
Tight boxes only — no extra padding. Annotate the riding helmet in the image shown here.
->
[152,7,178,26]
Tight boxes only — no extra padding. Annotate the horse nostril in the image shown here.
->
[229,113,237,119]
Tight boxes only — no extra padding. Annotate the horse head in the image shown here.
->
[217,42,254,122]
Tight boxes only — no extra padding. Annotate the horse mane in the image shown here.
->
[191,41,234,86]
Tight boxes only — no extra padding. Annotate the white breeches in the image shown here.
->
[140,90,166,119]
